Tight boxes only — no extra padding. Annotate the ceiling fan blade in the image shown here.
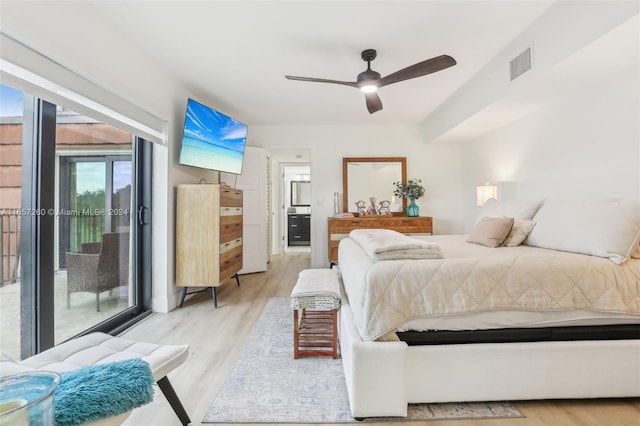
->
[285,75,358,88]
[365,92,383,114]
[378,55,456,88]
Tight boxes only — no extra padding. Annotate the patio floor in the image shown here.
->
[0,270,130,360]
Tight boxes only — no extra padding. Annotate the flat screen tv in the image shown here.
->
[179,98,247,174]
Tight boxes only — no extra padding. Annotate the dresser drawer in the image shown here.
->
[329,217,431,233]
[220,245,242,281]
[220,187,243,207]
[220,215,242,242]
[220,237,242,254]
[220,206,243,216]
[328,242,340,263]
[383,217,432,233]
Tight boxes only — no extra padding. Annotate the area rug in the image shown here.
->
[203,297,523,423]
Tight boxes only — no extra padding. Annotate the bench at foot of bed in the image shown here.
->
[290,269,341,359]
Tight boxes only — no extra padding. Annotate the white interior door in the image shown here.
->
[221,146,268,274]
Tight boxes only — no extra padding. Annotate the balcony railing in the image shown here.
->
[1,211,109,283]
[68,212,105,254]
[0,213,20,286]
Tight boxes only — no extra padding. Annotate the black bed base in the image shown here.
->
[396,324,640,346]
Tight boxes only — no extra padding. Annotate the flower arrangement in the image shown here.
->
[393,178,425,200]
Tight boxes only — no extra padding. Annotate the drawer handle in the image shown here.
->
[290,224,298,227]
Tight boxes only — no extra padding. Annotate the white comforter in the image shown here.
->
[339,235,640,341]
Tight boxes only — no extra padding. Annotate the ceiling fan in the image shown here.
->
[285,49,456,114]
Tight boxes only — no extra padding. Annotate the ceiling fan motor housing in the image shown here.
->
[358,49,381,87]
[357,69,381,83]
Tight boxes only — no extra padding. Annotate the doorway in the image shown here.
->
[268,149,311,255]
[283,165,311,253]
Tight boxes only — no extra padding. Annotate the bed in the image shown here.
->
[337,199,640,419]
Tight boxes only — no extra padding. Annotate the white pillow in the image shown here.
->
[502,219,536,247]
[476,199,544,223]
[526,199,640,264]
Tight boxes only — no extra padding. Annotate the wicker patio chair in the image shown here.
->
[65,232,128,312]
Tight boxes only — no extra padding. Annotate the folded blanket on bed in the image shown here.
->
[349,228,443,261]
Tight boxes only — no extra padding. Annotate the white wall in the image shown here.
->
[249,125,464,267]
[459,66,640,231]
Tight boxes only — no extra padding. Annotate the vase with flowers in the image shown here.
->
[393,178,425,217]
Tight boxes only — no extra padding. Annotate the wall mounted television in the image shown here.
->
[178,98,247,174]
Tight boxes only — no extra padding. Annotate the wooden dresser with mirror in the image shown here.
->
[329,157,432,264]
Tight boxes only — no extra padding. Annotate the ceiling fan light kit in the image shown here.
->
[285,49,456,114]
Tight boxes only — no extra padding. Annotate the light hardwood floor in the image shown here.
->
[122,253,640,426]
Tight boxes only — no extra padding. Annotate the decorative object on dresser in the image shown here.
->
[343,157,407,215]
[176,184,243,308]
[327,216,432,265]
[378,200,391,215]
[393,177,425,217]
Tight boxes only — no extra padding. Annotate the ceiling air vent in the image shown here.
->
[510,47,532,81]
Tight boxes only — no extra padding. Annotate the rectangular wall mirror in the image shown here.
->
[291,181,311,206]
[343,157,407,214]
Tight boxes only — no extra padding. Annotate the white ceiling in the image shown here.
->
[88,0,557,126]
[434,13,640,143]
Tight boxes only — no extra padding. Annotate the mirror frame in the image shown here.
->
[342,157,407,215]
[290,180,311,206]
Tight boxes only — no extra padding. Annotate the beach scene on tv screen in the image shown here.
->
[179,100,247,173]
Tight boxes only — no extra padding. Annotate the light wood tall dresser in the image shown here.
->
[176,184,243,307]
[327,216,432,265]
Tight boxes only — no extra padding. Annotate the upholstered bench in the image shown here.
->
[289,269,341,359]
[0,332,190,426]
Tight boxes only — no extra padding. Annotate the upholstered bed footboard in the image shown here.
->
[339,300,640,419]
[339,303,408,418]
[405,339,640,403]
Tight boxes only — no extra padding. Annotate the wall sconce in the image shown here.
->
[476,183,497,207]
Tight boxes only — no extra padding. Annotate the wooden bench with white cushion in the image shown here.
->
[290,269,341,359]
[0,332,190,425]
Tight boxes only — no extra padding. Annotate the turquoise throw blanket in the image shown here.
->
[54,358,154,426]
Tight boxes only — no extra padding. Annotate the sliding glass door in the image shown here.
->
[0,84,25,359]
[0,83,151,359]
[54,110,135,344]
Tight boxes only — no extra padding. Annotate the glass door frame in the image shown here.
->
[57,154,131,270]
[18,97,152,358]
